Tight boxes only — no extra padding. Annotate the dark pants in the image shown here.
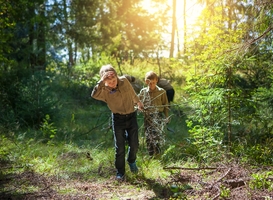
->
[112,111,139,175]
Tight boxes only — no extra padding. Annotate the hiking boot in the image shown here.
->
[128,162,138,173]
[116,173,124,181]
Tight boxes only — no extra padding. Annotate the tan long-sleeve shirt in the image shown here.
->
[91,76,140,114]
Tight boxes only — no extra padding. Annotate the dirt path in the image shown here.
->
[1,164,273,199]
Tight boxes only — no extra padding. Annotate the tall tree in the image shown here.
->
[0,0,15,71]
[183,0,186,55]
[0,0,48,70]
[34,0,47,70]
[1,0,171,69]
[169,0,176,58]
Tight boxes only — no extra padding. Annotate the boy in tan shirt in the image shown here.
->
[91,64,144,180]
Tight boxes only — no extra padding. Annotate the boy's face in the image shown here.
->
[104,75,118,88]
[146,78,157,91]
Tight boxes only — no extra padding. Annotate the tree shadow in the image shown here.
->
[144,177,172,199]
[0,160,57,200]
[127,174,173,199]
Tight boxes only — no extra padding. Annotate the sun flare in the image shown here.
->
[141,0,203,27]
[140,0,203,56]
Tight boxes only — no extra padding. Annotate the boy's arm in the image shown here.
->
[138,90,146,109]
[132,89,144,111]
[124,77,144,111]
[91,80,106,102]
[162,91,169,117]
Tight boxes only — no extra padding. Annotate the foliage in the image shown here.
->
[0,69,60,128]
[1,0,273,198]
[249,171,273,190]
[40,114,57,144]
[220,185,231,198]
[1,57,273,198]
[250,86,273,141]
[242,140,273,165]
[183,52,273,164]
[178,0,273,165]
[0,0,172,71]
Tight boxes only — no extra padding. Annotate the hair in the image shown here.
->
[99,64,117,79]
[145,71,158,81]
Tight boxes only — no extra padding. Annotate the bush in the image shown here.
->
[0,69,60,129]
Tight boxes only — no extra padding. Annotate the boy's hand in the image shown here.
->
[164,117,170,124]
[137,101,144,111]
[101,71,116,81]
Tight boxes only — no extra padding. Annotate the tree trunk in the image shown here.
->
[169,0,176,58]
[183,0,186,54]
[37,1,46,70]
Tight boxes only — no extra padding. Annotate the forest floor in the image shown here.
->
[1,162,273,200]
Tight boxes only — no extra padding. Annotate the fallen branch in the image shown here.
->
[163,166,227,170]
[212,186,220,200]
[224,179,245,188]
[215,168,231,183]
[208,168,232,189]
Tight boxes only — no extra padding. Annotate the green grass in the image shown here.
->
[0,64,191,198]
[2,63,273,199]
[0,96,189,197]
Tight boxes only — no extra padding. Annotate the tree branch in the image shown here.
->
[163,166,226,170]
[246,26,273,45]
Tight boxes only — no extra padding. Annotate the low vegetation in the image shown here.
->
[1,0,273,199]
[1,59,273,199]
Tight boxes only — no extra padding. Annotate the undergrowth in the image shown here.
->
[1,60,273,199]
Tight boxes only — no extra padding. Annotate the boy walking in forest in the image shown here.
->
[138,71,169,156]
[91,64,144,180]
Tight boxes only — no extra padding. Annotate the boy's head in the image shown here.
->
[145,71,158,91]
[100,64,118,88]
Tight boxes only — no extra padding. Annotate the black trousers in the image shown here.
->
[112,111,139,175]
